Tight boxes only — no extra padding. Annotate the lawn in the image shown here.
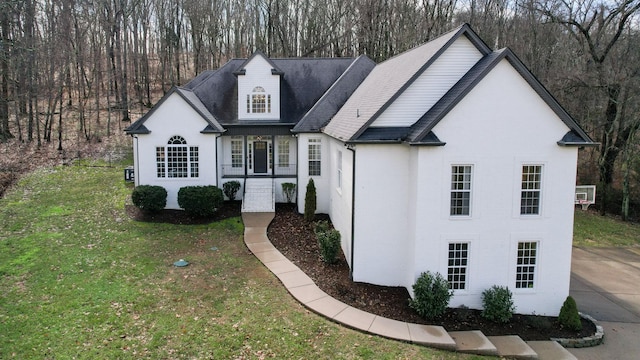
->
[0,163,485,359]
[573,209,640,247]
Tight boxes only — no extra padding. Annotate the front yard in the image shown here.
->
[0,163,481,359]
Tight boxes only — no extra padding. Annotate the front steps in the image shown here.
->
[242,178,275,212]
[450,331,577,359]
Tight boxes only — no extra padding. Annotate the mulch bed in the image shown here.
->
[127,201,595,341]
[125,201,242,224]
[267,204,595,341]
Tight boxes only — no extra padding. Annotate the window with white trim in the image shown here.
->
[247,86,271,113]
[516,242,538,289]
[156,135,199,178]
[308,138,321,176]
[278,137,290,167]
[521,165,542,215]
[450,165,472,216]
[231,137,243,168]
[448,243,469,290]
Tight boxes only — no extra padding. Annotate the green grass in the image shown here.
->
[0,164,485,359]
[573,209,640,247]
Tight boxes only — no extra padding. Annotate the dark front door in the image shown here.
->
[253,141,268,173]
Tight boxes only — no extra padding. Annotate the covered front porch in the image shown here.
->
[219,133,297,178]
[217,128,298,204]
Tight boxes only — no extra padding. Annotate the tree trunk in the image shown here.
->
[0,7,13,141]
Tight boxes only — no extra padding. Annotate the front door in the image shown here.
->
[253,141,268,174]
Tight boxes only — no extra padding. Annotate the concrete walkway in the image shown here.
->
[242,212,577,359]
[568,247,640,360]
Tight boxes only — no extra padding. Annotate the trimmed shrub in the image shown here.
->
[282,182,296,203]
[481,285,515,323]
[177,186,223,217]
[314,220,330,235]
[558,296,582,331]
[316,223,341,264]
[131,185,167,213]
[409,271,453,319]
[223,181,241,201]
[304,178,316,222]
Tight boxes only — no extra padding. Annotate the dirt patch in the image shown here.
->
[267,204,595,341]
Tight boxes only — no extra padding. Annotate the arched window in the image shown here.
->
[156,135,199,178]
[246,86,271,114]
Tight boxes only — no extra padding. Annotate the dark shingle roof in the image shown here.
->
[293,55,376,133]
[125,87,224,135]
[184,56,364,125]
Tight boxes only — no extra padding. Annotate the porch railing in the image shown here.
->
[221,163,297,177]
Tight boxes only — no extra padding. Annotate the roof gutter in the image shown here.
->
[557,141,600,147]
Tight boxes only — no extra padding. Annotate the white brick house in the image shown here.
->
[126,24,595,315]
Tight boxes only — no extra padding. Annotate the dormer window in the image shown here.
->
[247,86,271,114]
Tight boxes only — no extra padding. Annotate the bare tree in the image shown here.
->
[535,0,640,216]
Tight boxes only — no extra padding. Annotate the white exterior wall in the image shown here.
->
[297,134,330,214]
[133,93,218,209]
[351,144,414,288]
[409,59,578,316]
[326,137,354,267]
[372,37,483,127]
[346,59,578,316]
[237,56,280,120]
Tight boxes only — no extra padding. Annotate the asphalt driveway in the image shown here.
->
[568,246,640,360]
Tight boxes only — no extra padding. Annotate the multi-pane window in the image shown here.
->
[156,147,165,178]
[189,146,199,178]
[450,165,472,216]
[231,138,243,168]
[308,138,321,176]
[278,138,290,167]
[521,165,542,215]
[516,242,538,289]
[156,135,198,178]
[448,243,469,290]
[247,86,271,113]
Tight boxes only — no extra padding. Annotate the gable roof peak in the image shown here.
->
[233,50,284,76]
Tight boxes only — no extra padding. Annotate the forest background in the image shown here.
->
[1,0,639,220]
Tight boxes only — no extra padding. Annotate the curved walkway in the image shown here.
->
[242,212,576,359]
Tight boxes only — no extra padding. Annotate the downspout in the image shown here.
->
[294,134,300,213]
[347,145,356,280]
[133,135,140,186]
[214,135,219,187]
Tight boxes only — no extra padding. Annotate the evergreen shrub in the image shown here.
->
[558,296,582,331]
[481,285,515,323]
[304,178,316,222]
[409,271,453,319]
[131,185,167,213]
[177,186,223,217]
[315,221,340,264]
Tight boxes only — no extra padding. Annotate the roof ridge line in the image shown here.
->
[349,24,492,141]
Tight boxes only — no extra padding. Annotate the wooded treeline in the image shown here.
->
[0,0,639,219]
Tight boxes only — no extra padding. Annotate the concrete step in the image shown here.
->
[527,341,578,360]
[242,178,275,212]
[449,330,499,356]
[487,335,537,359]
